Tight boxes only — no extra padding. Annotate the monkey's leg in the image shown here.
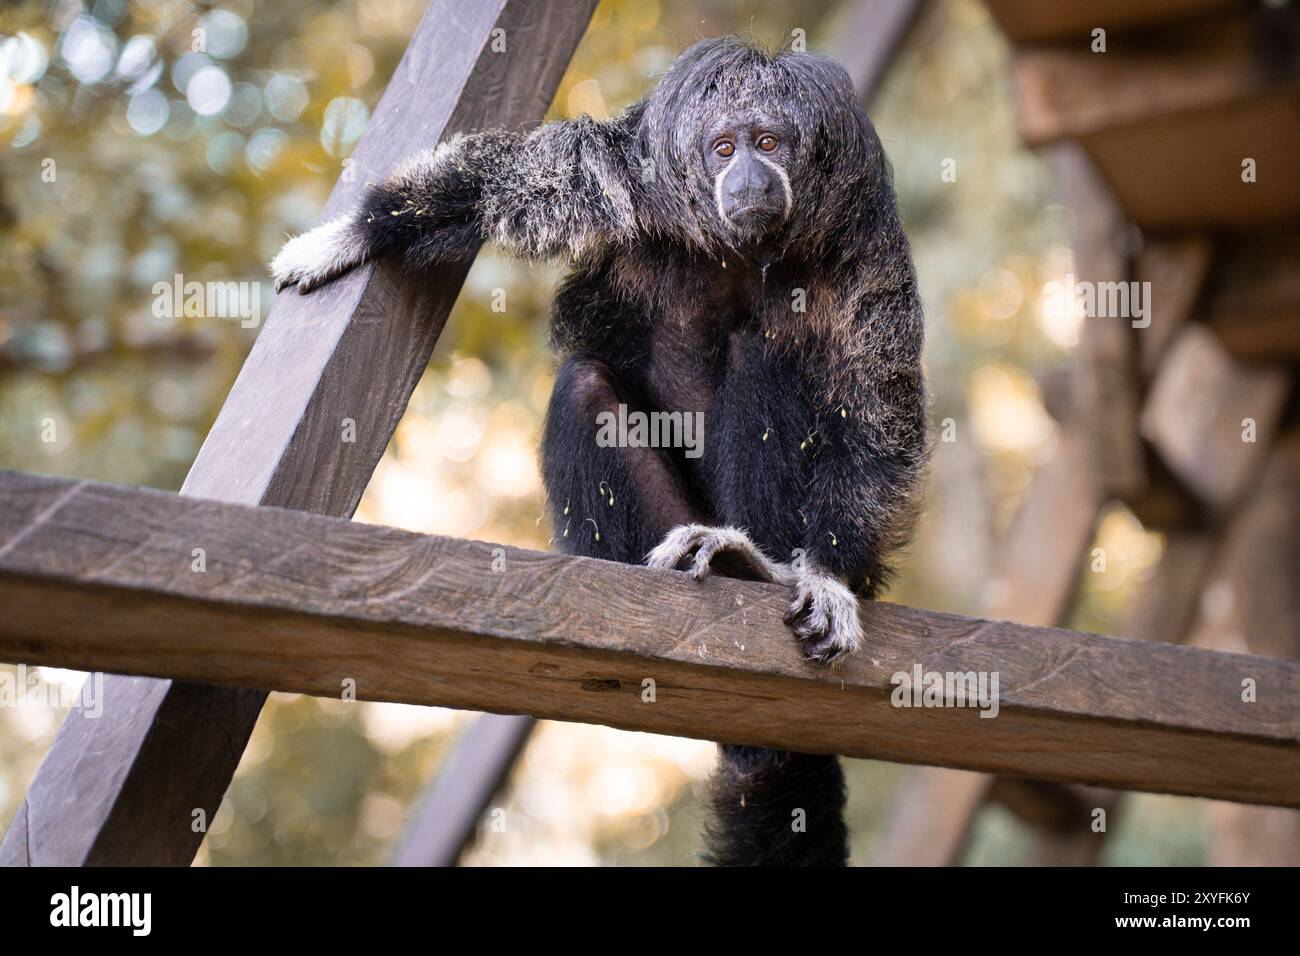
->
[542,353,702,562]
[545,354,848,867]
[546,370,788,580]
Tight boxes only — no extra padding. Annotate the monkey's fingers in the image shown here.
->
[297,273,329,294]
[645,524,707,571]
[792,597,830,644]
[783,589,812,627]
[690,539,720,580]
[805,640,852,667]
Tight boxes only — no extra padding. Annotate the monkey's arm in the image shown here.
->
[272,112,641,291]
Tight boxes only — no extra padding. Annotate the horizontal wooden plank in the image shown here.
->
[1011,14,1298,146]
[1011,11,1300,232]
[0,470,1296,809]
[1083,95,1300,232]
[985,0,1235,44]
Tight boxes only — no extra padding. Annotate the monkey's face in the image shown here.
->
[638,37,881,259]
[703,119,793,247]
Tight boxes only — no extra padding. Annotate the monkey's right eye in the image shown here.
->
[713,140,735,158]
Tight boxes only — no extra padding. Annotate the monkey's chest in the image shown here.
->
[643,330,725,421]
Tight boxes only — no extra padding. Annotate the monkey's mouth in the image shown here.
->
[727,204,783,236]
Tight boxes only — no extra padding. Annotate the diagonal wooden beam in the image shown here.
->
[0,0,598,867]
[1053,143,1147,502]
[1140,324,1291,515]
[840,0,928,105]
[870,767,992,866]
[391,713,534,867]
[1,469,1296,808]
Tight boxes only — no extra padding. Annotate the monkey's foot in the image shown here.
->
[645,525,795,585]
[784,570,863,666]
[271,215,370,293]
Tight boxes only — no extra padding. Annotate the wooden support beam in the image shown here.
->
[391,713,534,867]
[839,0,927,105]
[986,777,1116,836]
[0,0,598,868]
[983,529,1218,862]
[1135,235,1213,380]
[873,429,1104,866]
[1140,324,1291,514]
[1126,530,1218,648]
[1128,234,1215,530]
[1009,12,1300,231]
[1054,144,1148,501]
[1,470,1296,809]
[1010,15,1298,146]
[871,767,990,867]
[985,777,1120,866]
[985,0,1235,45]
[1186,433,1300,864]
[1202,230,1300,364]
[982,430,1102,626]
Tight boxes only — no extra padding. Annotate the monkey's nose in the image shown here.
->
[729,176,772,201]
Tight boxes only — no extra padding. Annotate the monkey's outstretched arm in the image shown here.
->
[272,112,641,292]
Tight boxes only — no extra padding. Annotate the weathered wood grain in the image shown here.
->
[0,0,598,868]
[1,470,1296,808]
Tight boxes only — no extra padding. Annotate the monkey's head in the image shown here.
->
[637,36,888,260]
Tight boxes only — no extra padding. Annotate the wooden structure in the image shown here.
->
[0,0,1296,867]
[874,0,1300,865]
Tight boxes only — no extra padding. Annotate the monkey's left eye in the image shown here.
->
[714,140,735,158]
[757,134,779,152]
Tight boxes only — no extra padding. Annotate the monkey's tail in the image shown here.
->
[702,744,849,866]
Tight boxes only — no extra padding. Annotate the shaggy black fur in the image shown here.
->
[271,36,928,868]
[705,745,849,866]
